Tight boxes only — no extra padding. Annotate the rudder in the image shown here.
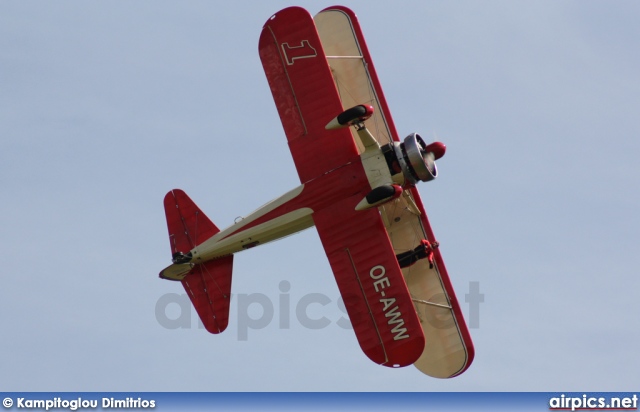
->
[163,189,219,259]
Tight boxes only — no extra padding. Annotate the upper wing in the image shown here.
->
[313,190,425,367]
[315,6,475,378]
[259,7,359,184]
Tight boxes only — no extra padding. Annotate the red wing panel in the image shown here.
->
[181,256,234,334]
[164,189,219,254]
[259,7,359,184]
[313,194,425,367]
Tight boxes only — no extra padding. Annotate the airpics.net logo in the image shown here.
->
[154,280,484,340]
[549,394,638,411]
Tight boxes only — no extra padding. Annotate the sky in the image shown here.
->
[1,0,639,392]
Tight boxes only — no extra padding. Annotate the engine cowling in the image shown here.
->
[382,133,446,186]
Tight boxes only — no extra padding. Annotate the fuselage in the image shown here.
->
[191,158,369,263]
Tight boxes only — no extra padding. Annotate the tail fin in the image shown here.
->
[160,189,234,334]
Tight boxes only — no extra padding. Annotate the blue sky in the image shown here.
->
[1,1,639,391]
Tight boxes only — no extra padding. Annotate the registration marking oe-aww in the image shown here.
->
[369,265,410,341]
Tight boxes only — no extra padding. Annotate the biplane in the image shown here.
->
[159,6,474,378]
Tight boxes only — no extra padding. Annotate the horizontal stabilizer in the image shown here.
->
[182,256,234,334]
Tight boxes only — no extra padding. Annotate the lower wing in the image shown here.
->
[315,6,474,378]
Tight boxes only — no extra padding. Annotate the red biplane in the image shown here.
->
[159,6,474,378]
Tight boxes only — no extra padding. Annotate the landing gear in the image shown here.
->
[325,104,374,130]
[397,240,439,269]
